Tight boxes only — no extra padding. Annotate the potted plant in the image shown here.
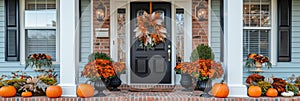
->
[25,54,53,72]
[82,58,115,95]
[0,69,58,97]
[110,62,126,91]
[192,59,224,97]
[190,44,224,97]
[176,62,194,91]
[113,62,126,85]
[174,62,182,85]
[245,53,272,72]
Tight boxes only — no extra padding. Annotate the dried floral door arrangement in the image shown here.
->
[134,2,167,49]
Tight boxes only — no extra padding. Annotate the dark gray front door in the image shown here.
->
[130,2,172,84]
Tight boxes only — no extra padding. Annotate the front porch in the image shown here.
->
[1,91,300,101]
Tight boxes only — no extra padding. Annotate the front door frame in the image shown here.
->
[110,0,192,85]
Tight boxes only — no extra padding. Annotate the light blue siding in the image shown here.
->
[79,0,92,83]
[0,0,5,62]
[80,0,92,63]
[243,0,300,80]
[210,0,222,62]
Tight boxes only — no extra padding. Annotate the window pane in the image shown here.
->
[243,0,271,27]
[26,30,56,61]
[25,0,57,28]
[243,29,270,60]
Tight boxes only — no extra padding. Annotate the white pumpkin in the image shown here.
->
[264,77,274,84]
[281,91,294,97]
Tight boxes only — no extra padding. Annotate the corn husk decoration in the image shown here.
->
[134,11,167,48]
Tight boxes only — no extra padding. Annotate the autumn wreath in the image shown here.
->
[134,11,167,49]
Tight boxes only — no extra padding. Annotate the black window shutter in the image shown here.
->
[277,0,292,62]
[5,0,19,61]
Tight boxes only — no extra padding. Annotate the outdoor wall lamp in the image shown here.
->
[96,1,106,22]
[195,0,208,21]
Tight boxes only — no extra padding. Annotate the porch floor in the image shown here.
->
[1,90,300,101]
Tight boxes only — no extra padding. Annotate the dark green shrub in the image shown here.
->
[88,52,112,62]
[191,44,214,61]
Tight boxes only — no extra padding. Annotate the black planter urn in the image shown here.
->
[180,73,193,91]
[109,76,122,91]
[197,79,213,97]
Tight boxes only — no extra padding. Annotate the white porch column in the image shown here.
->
[223,0,248,97]
[59,0,79,97]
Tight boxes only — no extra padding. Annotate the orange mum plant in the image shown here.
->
[112,62,126,74]
[245,53,272,69]
[25,54,53,70]
[192,59,224,80]
[175,60,224,80]
[82,59,116,81]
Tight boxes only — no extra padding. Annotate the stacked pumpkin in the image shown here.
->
[246,74,300,97]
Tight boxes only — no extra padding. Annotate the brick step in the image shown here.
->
[1,96,300,101]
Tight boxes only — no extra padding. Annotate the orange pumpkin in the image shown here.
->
[46,85,62,98]
[0,86,17,97]
[212,80,229,98]
[21,92,33,97]
[266,88,278,97]
[77,84,95,98]
[297,91,300,96]
[248,86,262,97]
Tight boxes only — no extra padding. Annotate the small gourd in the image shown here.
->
[264,77,274,84]
[281,91,294,97]
[21,91,33,97]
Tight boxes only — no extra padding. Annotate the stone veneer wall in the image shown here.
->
[92,0,209,53]
[93,0,110,54]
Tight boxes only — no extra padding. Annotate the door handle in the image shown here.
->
[168,49,171,62]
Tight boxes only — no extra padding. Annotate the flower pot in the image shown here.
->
[86,79,106,97]
[109,76,122,91]
[33,67,45,72]
[180,73,193,91]
[176,74,181,85]
[197,79,212,97]
[250,61,264,72]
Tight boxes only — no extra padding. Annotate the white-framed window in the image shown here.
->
[243,0,272,60]
[23,0,59,61]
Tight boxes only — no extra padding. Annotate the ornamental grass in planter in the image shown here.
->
[0,68,59,97]
[245,74,300,97]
